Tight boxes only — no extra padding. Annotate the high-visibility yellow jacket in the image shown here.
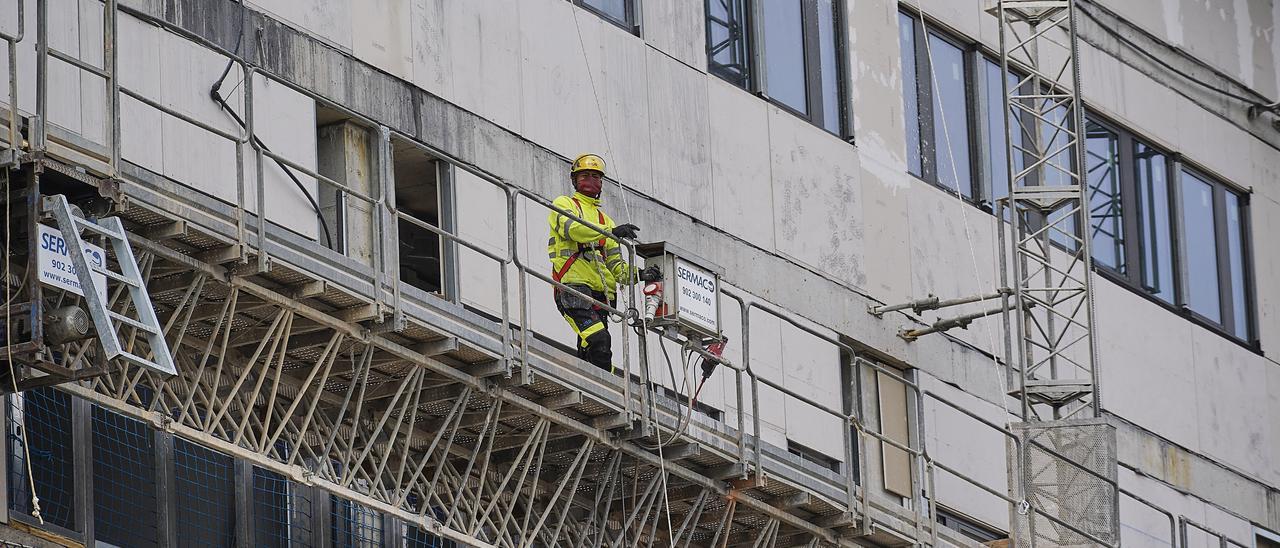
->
[547,192,633,300]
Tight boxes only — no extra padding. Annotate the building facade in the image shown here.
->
[0,0,1277,546]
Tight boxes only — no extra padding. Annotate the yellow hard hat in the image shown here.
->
[571,154,606,176]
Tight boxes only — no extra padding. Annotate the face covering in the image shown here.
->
[575,175,602,197]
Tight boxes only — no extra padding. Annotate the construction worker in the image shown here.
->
[548,153,660,372]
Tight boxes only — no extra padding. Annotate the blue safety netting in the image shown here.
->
[331,495,383,547]
[253,466,313,547]
[405,523,457,548]
[92,406,159,547]
[175,438,236,547]
[7,387,75,531]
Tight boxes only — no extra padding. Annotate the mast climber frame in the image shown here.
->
[995,0,1119,545]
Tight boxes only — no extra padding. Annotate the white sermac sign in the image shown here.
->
[37,224,108,297]
[674,258,718,334]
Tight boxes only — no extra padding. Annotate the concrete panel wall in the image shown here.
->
[920,372,1011,530]
[516,0,613,180]
[454,169,512,316]
[249,72,320,240]
[410,0,525,133]
[707,78,775,250]
[247,0,352,50]
[769,106,865,288]
[350,0,412,81]
[1190,328,1275,486]
[1255,195,1280,363]
[640,0,704,71]
[1096,0,1280,100]
[645,47,707,219]
[1095,281,1200,450]
[1119,468,1258,548]
[780,322,844,460]
[114,11,322,239]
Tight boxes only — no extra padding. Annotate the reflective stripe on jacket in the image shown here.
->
[547,192,633,299]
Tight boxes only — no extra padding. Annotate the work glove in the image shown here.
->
[639,265,662,282]
[612,223,640,240]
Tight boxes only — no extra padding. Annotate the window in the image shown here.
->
[331,496,383,547]
[708,0,846,134]
[900,14,922,175]
[896,13,1258,344]
[1180,172,1221,323]
[899,12,976,197]
[406,523,457,548]
[9,387,76,532]
[1134,141,1175,303]
[1178,168,1253,339]
[1224,191,1250,340]
[1076,117,1254,341]
[787,440,841,473]
[175,439,236,547]
[935,508,1005,543]
[876,370,911,498]
[707,0,751,88]
[1257,531,1280,548]
[93,407,159,548]
[1073,116,1254,341]
[254,467,315,547]
[764,1,807,113]
[980,59,1022,213]
[1074,124,1175,301]
[574,0,637,32]
[1086,121,1124,271]
[929,34,973,198]
[393,137,456,299]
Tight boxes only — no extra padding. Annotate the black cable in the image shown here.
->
[1076,2,1264,105]
[208,0,334,249]
[209,93,334,249]
[211,0,245,90]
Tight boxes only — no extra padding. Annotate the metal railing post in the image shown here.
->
[504,188,518,381]
[245,67,267,269]
[379,127,404,328]
[106,0,120,175]
[0,0,23,160]
[33,0,48,152]
[369,126,391,324]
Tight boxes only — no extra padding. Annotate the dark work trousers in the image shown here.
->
[555,284,614,372]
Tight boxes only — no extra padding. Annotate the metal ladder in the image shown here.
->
[42,194,176,376]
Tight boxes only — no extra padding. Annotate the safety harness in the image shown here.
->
[551,197,608,287]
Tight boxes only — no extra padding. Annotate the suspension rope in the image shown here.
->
[911,5,1015,425]
[569,6,682,544]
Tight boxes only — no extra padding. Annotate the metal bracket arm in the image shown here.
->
[869,288,1012,317]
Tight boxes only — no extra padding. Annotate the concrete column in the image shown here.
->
[317,121,376,265]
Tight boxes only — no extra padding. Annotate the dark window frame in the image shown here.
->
[976,56,1025,215]
[786,439,842,474]
[574,0,640,35]
[1081,116,1132,277]
[1174,162,1256,344]
[707,0,753,89]
[935,507,1006,543]
[899,9,981,201]
[707,0,850,138]
[1069,112,1257,349]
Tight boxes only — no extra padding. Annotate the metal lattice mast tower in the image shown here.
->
[996,2,1120,545]
[997,0,1100,425]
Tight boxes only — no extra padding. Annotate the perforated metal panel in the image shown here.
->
[1009,420,1118,547]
